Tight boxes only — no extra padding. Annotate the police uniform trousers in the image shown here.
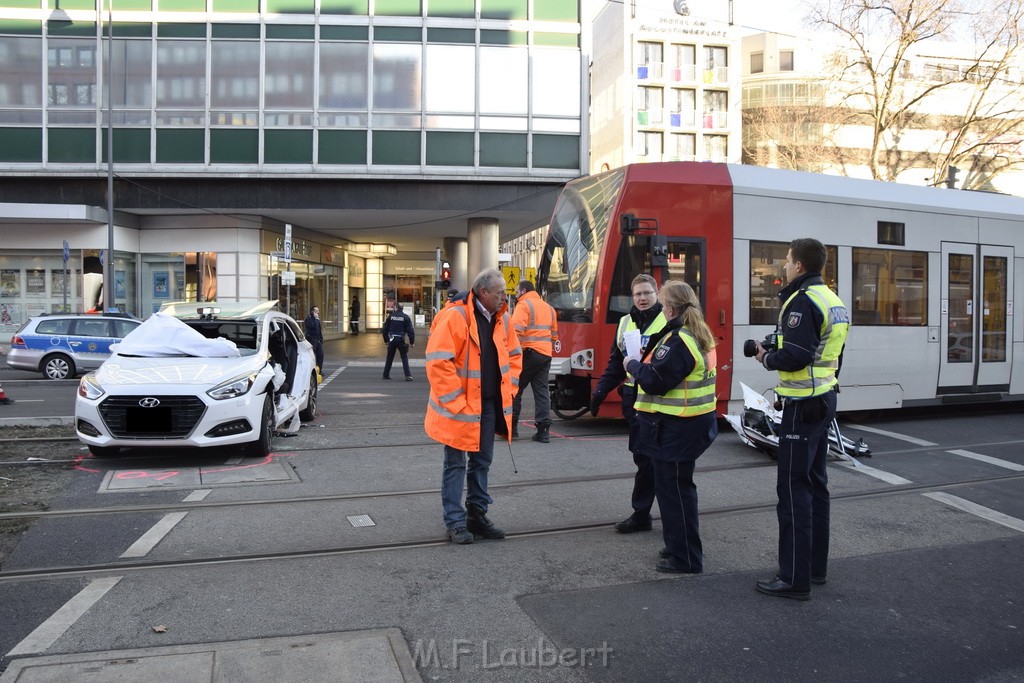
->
[622,387,656,518]
[652,458,703,572]
[383,339,411,379]
[310,339,324,372]
[776,389,837,588]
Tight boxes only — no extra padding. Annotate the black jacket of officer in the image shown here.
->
[761,271,835,375]
[382,307,415,346]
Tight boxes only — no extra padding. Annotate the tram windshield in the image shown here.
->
[538,169,625,322]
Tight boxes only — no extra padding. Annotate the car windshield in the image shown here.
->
[158,300,279,319]
[183,320,260,355]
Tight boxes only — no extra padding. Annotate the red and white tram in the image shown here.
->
[537,162,1024,417]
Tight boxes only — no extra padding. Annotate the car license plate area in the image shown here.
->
[126,406,172,434]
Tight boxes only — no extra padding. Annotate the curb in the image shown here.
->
[0,416,75,428]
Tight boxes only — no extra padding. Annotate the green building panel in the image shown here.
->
[374,26,420,42]
[2,0,41,10]
[157,0,208,11]
[425,131,472,166]
[211,0,259,13]
[320,0,367,15]
[158,23,206,37]
[320,25,368,40]
[112,23,153,37]
[534,0,578,22]
[318,130,367,164]
[0,19,41,33]
[480,29,526,45]
[532,134,578,169]
[535,32,577,47]
[210,128,258,163]
[48,128,96,163]
[480,0,526,21]
[265,0,315,13]
[113,0,153,11]
[265,129,313,164]
[426,27,474,44]
[211,23,260,38]
[479,132,526,167]
[48,0,97,10]
[0,128,42,162]
[267,24,314,39]
[374,0,420,16]
[48,21,96,36]
[426,0,473,17]
[102,128,151,163]
[372,130,419,165]
[156,129,205,163]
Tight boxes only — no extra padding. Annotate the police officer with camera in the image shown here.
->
[751,237,849,601]
[382,302,415,381]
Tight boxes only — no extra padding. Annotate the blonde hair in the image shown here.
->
[660,280,715,353]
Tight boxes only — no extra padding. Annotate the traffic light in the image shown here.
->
[440,260,452,289]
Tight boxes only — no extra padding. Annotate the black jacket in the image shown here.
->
[382,311,415,345]
[303,314,323,343]
[593,302,665,399]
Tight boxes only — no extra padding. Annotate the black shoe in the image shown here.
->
[466,504,505,540]
[382,376,391,380]
[405,376,413,381]
[614,514,652,533]
[656,558,702,575]
[447,526,474,545]
[756,577,810,601]
[659,547,671,559]
[811,575,827,586]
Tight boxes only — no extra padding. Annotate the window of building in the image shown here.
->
[636,86,663,125]
[425,44,474,112]
[703,45,727,82]
[852,248,927,326]
[703,134,727,161]
[480,45,527,115]
[636,41,662,79]
[265,41,315,111]
[669,132,695,161]
[636,130,662,158]
[749,241,838,325]
[668,88,695,126]
[779,49,794,71]
[319,41,369,112]
[533,47,580,117]
[669,43,695,80]
[210,40,259,111]
[702,90,727,128]
[48,38,96,108]
[750,51,763,74]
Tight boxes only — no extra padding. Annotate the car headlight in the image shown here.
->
[207,372,258,400]
[78,374,105,400]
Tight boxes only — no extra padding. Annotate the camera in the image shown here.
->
[743,333,779,358]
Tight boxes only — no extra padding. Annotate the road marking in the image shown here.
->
[183,489,211,502]
[924,492,1024,533]
[120,512,188,558]
[7,577,122,656]
[946,449,1024,472]
[841,424,938,447]
[838,461,913,485]
[320,366,346,387]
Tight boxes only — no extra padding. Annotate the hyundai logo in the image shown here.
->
[139,397,161,408]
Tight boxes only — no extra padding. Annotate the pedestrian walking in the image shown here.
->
[382,303,415,381]
[623,281,718,574]
[589,274,667,534]
[303,305,324,373]
[750,237,849,600]
[424,269,522,544]
[0,382,13,405]
[349,294,361,335]
[510,280,558,442]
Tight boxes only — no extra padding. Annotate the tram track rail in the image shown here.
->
[1,470,1022,583]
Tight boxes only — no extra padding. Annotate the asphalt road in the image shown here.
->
[1,336,1023,681]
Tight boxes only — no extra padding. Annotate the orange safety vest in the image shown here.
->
[511,290,559,356]
[424,292,523,451]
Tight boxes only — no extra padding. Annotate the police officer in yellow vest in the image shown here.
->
[624,281,718,574]
[752,237,849,600]
[590,274,667,533]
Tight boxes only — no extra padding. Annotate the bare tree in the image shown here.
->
[807,0,1024,189]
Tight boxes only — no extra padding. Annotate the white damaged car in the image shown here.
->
[75,301,318,458]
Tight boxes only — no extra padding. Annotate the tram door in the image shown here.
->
[939,243,1014,392]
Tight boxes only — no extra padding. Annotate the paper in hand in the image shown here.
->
[623,329,642,359]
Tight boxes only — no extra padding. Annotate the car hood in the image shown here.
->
[95,354,267,386]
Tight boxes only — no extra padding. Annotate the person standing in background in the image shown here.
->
[303,305,324,373]
[349,294,361,335]
[510,280,559,443]
[382,302,416,381]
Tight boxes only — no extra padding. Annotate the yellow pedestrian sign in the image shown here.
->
[501,266,521,295]
[525,267,537,285]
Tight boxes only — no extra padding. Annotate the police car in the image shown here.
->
[74,301,317,458]
[7,312,141,379]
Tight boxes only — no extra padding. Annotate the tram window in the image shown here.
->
[749,241,837,325]
[852,248,927,326]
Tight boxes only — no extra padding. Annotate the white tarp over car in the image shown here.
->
[110,312,241,358]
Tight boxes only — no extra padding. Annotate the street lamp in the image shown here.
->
[48,0,115,313]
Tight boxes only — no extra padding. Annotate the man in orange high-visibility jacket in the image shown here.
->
[425,269,522,545]
[510,280,559,443]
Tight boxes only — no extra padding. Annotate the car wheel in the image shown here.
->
[41,353,75,380]
[89,446,119,458]
[299,371,318,422]
[246,393,274,458]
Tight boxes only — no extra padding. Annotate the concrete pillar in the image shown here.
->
[442,237,468,294]
[466,217,499,287]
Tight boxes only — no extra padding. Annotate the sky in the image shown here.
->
[730,0,808,36]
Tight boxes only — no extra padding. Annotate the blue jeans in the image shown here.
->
[441,400,496,529]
